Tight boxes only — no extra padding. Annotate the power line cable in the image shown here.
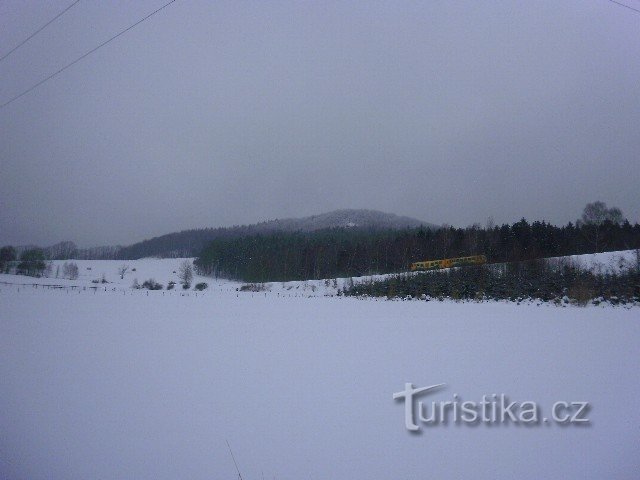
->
[226,440,243,480]
[0,0,82,63]
[0,0,178,110]
[605,0,640,14]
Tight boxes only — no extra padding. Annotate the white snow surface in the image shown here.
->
[545,249,639,274]
[0,251,639,479]
[1,258,220,289]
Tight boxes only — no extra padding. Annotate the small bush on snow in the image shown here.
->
[141,279,163,290]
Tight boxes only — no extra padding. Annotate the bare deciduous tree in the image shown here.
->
[43,261,53,278]
[178,259,193,286]
[62,261,79,280]
[577,201,625,252]
[578,201,624,227]
[118,264,129,279]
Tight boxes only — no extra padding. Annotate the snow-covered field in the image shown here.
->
[0,249,637,298]
[0,258,225,290]
[546,249,639,274]
[1,253,639,479]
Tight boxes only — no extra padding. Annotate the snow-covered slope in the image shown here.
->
[1,249,636,299]
[546,249,638,274]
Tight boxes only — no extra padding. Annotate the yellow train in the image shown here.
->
[410,254,487,271]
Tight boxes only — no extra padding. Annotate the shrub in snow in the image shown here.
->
[167,281,176,290]
[194,282,208,291]
[345,260,640,306]
[141,279,163,290]
[182,283,190,290]
[62,261,79,280]
[239,283,265,292]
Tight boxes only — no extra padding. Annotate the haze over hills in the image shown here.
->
[15,210,435,260]
[254,209,433,232]
[119,209,435,259]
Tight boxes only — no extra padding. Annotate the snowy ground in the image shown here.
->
[1,253,639,479]
[545,249,639,274]
[0,258,225,290]
[0,249,637,298]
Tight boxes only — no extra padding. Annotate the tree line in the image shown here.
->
[3,202,637,281]
[194,203,640,283]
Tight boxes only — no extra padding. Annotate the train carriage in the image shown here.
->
[410,255,487,271]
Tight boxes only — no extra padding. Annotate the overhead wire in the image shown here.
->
[0,0,82,63]
[0,0,178,109]
[605,0,640,14]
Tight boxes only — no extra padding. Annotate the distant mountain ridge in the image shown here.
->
[116,209,434,259]
[14,209,435,260]
[254,209,432,232]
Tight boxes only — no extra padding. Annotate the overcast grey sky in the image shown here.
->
[1,0,638,247]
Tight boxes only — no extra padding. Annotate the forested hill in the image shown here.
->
[252,209,433,231]
[117,209,433,259]
[194,219,640,283]
[12,210,432,260]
